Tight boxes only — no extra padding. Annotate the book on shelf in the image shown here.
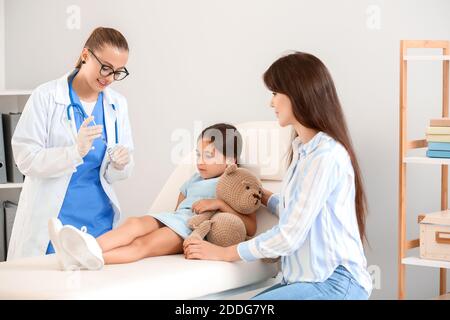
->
[427,150,450,158]
[426,134,450,143]
[430,118,450,127]
[427,126,450,135]
[428,142,450,151]
[2,113,24,183]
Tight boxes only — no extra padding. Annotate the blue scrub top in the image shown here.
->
[46,82,114,254]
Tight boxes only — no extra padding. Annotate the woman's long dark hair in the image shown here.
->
[263,52,368,243]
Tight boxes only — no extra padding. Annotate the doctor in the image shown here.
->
[7,27,134,260]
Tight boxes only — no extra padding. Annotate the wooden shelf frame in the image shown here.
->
[399,40,450,299]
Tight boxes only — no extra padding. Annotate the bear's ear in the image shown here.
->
[225,164,238,175]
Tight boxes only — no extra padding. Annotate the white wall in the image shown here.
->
[0,0,5,89]
[4,0,450,299]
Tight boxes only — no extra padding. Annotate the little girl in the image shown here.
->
[48,123,258,270]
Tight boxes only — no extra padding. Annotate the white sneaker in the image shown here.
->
[48,218,81,271]
[59,225,104,271]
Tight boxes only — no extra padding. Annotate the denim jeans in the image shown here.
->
[252,265,369,300]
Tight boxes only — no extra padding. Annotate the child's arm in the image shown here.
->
[261,188,274,206]
[191,199,257,236]
[217,201,257,237]
[175,192,186,210]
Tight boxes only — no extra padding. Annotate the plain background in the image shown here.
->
[1,0,450,299]
[0,0,4,89]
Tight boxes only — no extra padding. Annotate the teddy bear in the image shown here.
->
[186,164,263,247]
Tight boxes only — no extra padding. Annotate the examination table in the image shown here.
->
[0,121,290,299]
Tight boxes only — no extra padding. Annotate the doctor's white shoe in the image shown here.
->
[48,218,81,271]
[59,225,104,271]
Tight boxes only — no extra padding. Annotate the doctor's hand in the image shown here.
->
[77,116,103,158]
[109,146,130,170]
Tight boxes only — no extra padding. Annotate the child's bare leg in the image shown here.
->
[97,216,163,252]
[102,227,183,265]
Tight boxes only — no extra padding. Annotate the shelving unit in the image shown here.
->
[403,55,450,61]
[0,90,32,96]
[402,256,450,269]
[0,89,31,261]
[398,40,450,299]
[0,183,23,189]
[0,90,31,193]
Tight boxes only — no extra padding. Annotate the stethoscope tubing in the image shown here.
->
[66,69,119,144]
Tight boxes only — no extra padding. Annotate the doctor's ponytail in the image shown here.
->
[75,27,129,69]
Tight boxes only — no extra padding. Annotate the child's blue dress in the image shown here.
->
[149,173,219,239]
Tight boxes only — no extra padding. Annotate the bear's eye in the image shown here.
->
[246,186,250,190]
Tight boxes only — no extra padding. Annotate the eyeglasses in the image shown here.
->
[88,48,130,81]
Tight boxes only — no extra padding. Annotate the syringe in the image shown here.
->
[89,118,116,161]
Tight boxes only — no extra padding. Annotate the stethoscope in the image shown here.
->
[66,69,119,157]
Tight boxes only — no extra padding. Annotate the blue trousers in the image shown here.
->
[252,265,369,300]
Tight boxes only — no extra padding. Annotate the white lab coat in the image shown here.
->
[7,72,134,260]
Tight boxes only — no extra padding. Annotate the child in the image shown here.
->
[48,123,258,270]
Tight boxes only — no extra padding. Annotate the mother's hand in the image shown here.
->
[261,188,274,207]
[183,238,229,261]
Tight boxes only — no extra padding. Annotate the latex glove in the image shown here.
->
[77,116,103,158]
[109,145,130,170]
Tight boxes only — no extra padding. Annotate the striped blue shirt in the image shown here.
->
[237,132,372,296]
